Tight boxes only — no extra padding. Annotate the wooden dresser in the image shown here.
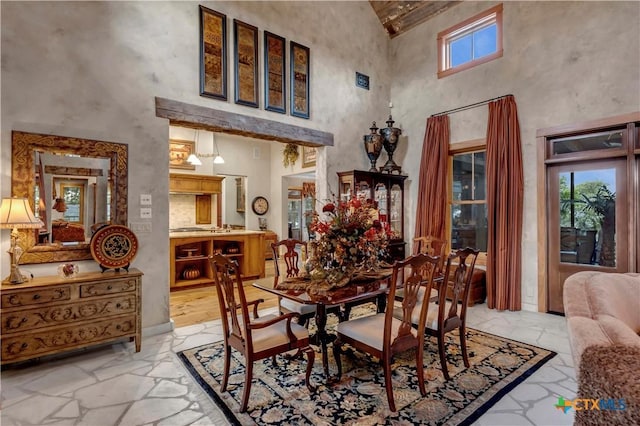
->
[1,268,142,365]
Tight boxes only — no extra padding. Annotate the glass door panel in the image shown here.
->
[547,159,628,313]
[374,183,388,229]
[355,180,370,200]
[288,189,302,240]
[558,169,616,267]
[389,184,402,236]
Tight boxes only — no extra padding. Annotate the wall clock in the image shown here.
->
[251,196,269,215]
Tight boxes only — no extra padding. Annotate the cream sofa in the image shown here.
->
[563,271,640,425]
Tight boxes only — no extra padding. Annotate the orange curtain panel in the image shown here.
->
[486,95,523,311]
[414,115,450,247]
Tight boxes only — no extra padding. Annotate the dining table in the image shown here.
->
[253,270,393,377]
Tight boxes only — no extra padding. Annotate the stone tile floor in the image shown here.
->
[1,305,576,425]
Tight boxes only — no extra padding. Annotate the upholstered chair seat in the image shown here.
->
[249,314,311,353]
[336,313,417,351]
[393,299,453,330]
[280,298,317,316]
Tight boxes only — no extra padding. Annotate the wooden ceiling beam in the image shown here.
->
[155,97,333,147]
[369,1,461,38]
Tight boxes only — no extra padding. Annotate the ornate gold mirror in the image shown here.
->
[12,131,128,264]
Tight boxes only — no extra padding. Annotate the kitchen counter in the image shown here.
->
[169,230,265,290]
[169,229,265,239]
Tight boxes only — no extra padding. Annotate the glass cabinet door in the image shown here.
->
[389,184,402,236]
[355,180,370,200]
[374,183,388,226]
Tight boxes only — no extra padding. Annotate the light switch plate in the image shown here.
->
[130,222,152,233]
[140,207,152,218]
[140,194,152,205]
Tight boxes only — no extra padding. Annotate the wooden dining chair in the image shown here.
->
[210,253,315,412]
[272,239,342,327]
[272,239,316,326]
[394,236,448,303]
[425,247,479,381]
[413,235,448,273]
[332,253,440,412]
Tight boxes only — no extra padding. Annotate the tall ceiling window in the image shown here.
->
[438,4,503,78]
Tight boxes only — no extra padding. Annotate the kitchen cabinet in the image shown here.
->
[1,269,142,365]
[169,231,265,290]
[263,230,278,260]
[337,170,408,261]
[169,173,223,194]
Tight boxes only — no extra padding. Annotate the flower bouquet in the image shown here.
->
[306,196,393,288]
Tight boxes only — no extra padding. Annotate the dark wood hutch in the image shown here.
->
[337,170,407,261]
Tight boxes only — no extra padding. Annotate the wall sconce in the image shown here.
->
[187,131,225,165]
[0,197,44,284]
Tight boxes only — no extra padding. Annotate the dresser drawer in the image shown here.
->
[2,294,137,334]
[1,315,137,363]
[79,278,138,297]
[1,286,71,308]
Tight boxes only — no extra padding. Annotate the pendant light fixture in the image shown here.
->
[186,130,225,165]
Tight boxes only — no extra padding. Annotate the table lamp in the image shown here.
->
[0,197,43,284]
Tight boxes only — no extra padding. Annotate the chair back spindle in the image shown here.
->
[272,239,307,278]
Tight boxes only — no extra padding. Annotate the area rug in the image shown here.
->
[178,308,556,425]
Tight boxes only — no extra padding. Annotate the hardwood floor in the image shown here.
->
[170,259,280,328]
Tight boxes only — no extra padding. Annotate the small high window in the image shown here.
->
[438,4,503,78]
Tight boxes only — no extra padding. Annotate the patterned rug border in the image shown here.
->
[178,327,557,426]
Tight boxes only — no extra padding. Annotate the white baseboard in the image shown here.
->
[142,319,175,337]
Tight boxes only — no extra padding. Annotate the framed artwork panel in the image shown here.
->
[264,31,286,114]
[199,6,227,101]
[302,146,316,168]
[290,41,310,119]
[169,140,196,170]
[234,19,259,108]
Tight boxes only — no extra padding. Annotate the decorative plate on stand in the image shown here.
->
[90,225,139,272]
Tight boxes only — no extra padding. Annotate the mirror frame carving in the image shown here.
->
[12,131,128,264]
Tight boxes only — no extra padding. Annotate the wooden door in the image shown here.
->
[547,158,629,313]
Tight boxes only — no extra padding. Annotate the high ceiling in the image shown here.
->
[369,1,461,38]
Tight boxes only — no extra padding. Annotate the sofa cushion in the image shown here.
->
[595,315,640,346]
[566,316,615,369]
[586,273,640,333]
[563,271,601,318]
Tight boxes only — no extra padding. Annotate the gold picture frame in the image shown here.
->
[169,139,196,170]
[234,19,259,108]
[302,146,316,168]
[199,6,227,101]
[264,31,286,114]
[290,41,310,119]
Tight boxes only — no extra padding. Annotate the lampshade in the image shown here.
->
[0,197,43,229]
[186,154,203,166]
[186,131,225,165]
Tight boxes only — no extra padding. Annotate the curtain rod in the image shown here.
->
[431,94,513,117]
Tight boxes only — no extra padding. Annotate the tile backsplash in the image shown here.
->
[169,194,198,228]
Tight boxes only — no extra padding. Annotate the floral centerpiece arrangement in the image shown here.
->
[305,196,393,287]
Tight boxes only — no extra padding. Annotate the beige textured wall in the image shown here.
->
[0,1,390,328]
[390,1,640,310]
